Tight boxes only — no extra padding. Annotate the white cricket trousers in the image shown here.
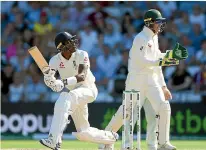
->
[49,84,98,144]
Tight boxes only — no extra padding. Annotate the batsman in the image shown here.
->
[39,32,118,150]
[99,9,188,150]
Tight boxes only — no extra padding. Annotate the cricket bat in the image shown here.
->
[28,46,50,73]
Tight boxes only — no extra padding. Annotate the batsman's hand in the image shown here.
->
[165,43,188,60]
[162,86,172,100]
[44,75,56,87]
[158,58,179,66]
[50,80,64,92]
[42,66,56,77]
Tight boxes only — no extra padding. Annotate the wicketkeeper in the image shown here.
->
[40,32,118,150]
[99,9,188,150]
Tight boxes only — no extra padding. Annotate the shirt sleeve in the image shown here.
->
[49,56,58,71]
[155,66,166,87]
[79,51,90,67]
[133,36,159,66]
[158,51,166,58]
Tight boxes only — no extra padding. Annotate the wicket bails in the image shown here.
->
[122,90,141,150]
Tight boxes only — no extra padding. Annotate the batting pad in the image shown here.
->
[72,127,118,144]
[158,101,171,145]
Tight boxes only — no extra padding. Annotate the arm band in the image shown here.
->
[62,76,77,86]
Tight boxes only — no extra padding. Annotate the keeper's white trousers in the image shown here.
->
[126,73,171,147]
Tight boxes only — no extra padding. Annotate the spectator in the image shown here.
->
[193,63,206,93]
[2,23,16,48]
[13,12,28,33]
[104,22,121,49]
[121,12,133,34]
[79,21,98,55]
[111,50,129,96]
[34,11,53,35]
[122,25,136,49]
[23,29,34,48]
[7,2,20,23]
[56,9,76,33]
[90,57,106,90]
[165,22,181,46]
[145,1,159,10]
[48,6,60,28]
[1,13,10,53]
[25,2,41,29]
[196,39,206,64]
[132,9,144,31]
[24,72,47,102]
[92,33,104,57]
[97,44,121,78]
[159,37,170,53]
[1,13,9,32]
[157,1,177,18]
[17,1,31,14]
[1,1,16,14]
[1,64,14,100]
[9,72,24,103]
[168,62,192,92]
[190,24,205,50]
[175,12,192,35]
[179,1,196,13]
[88,2,108,28]
[69,2,88,29]
[189,4,205,30]
[90,57,114,102]
[9,49,31,72]
[6,34,23,61]
[181,35,196,65]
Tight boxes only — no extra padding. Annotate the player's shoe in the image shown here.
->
[39,138,61,150]
[98,131,118,150]
[158,142,176,150]
[98,143,114,150]
[148,145,157,150]
[112,131,119,141]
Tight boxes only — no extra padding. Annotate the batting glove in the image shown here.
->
[44,75,56,87]
[50,80,64,92]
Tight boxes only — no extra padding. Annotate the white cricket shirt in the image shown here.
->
[49,49,95,90]
[128,26,166,87]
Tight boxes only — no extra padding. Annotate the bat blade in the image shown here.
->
[28,46,49,73]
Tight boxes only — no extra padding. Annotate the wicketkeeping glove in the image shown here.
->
[158,58,179,66]
[165,43,188,60]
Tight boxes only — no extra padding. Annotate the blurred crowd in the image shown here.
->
[1,1,206,103]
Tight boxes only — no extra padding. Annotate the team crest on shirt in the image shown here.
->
[84,57,88,63]
[59,62,65,68]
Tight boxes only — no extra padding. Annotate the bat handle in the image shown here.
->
[42,66,51,75]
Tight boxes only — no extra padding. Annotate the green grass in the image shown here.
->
[1,140,206,150]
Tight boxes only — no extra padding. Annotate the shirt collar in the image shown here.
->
[58,52,75,62]
[143,26,155,38]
